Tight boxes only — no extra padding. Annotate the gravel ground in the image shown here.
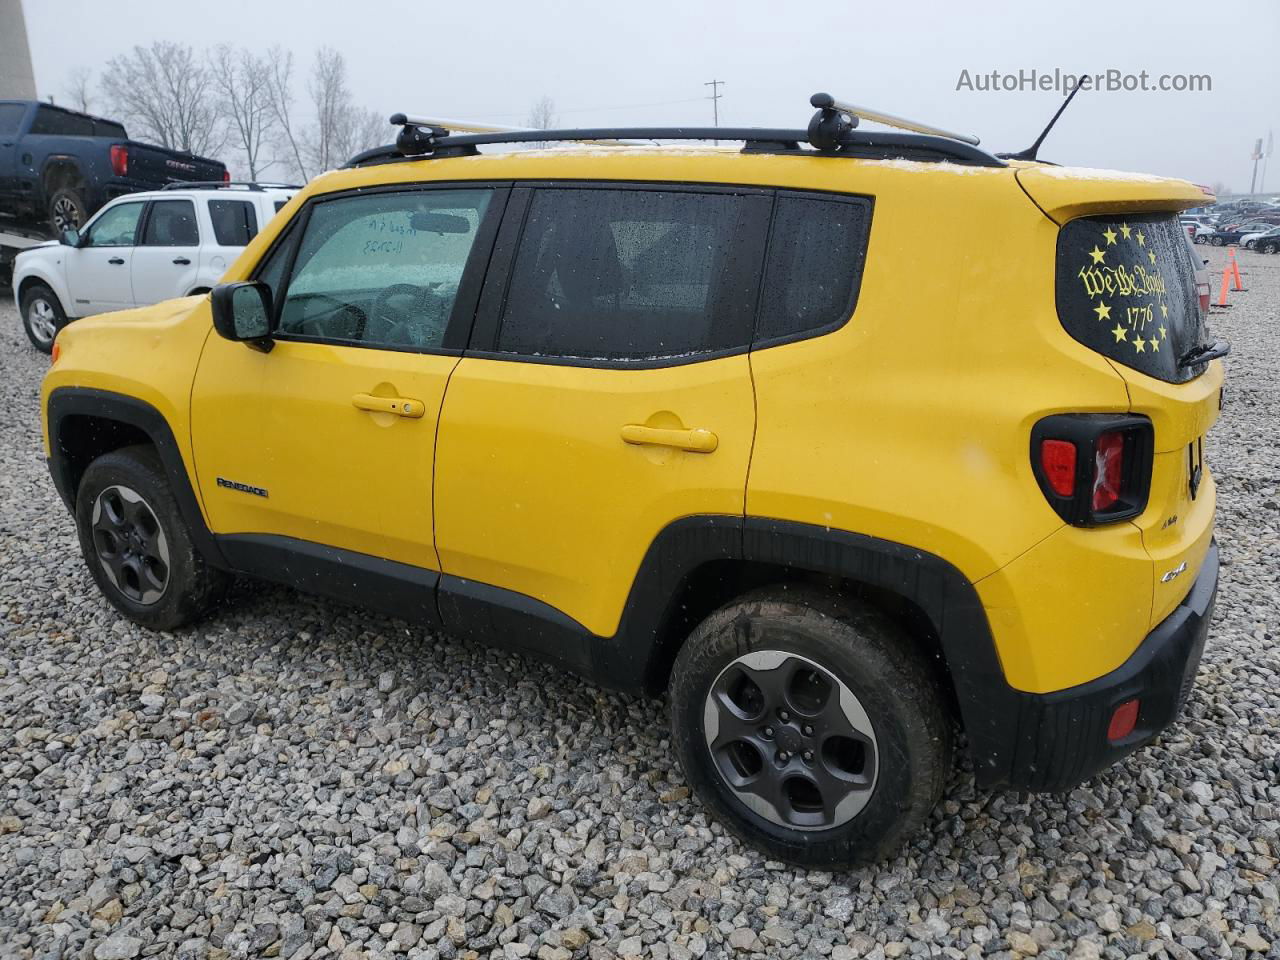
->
[1,248,1277,960]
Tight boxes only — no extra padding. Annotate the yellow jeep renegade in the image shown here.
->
[40,96,1224,867]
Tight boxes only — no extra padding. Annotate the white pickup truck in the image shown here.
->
[13,182,296,351]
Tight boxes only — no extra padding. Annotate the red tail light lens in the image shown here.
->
[1092,431,1125,510]
[1039,439,1077,496]
[109,144,128,177]
[1032,415,1153,526]
[222,169,231,183]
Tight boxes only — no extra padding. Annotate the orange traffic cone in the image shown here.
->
[1216,266,1232,308]
[1228,247,1245,291]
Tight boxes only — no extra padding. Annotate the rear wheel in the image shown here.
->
[669,587,952,867]
[19,283,67,353]
[1194,235,1207,244]
[75,446,229,631]
[1211,236,1226,246]
[48,186,88,234]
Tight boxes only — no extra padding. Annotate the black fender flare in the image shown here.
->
[45,387,226,568]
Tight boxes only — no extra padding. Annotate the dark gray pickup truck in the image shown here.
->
[0,100,227,235]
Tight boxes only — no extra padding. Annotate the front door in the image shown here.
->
[66,200,144,315]
[434,185,767,637]
[190,185,506,570]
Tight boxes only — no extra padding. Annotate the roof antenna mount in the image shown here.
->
[996,79,1084,161]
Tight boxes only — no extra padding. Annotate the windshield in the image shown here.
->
[1056,214,1207,384]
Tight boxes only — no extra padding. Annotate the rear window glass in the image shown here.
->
[1056,215,1206,384]
[756,195,870,343]
[498,188,762,361]
[0,103,26,136]
[29,107,95,137]
[209,199,258,246]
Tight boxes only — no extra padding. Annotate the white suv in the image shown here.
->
[13,183,296,351]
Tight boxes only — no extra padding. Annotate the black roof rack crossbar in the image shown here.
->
[345,126,1003,169]
[160,181,302,191]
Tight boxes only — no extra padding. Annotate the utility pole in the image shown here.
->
[1250,138,1263,195]
[705,79,724,144]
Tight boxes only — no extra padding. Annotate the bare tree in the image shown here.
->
[300,48,387,171]
[265,47,310,182]
[63,67,95,114]
[527,95,557,148]
[101,42,224,156]
[209,45,277,180]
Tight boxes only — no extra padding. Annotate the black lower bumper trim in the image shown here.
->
[988,540,1218,792]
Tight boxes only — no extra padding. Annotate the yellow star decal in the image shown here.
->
[1136,230,1146,246]
[1160,303,1168,318]
[1134,337,1146,353]
[1148,250,1156,264]
[1120,222,1132,239]
[1150,336,1160,352]
[1089,246,1106,264]
[1093,301,1112,321]
[1159,325,1167,339]
[1111,324,1127,342]
[1102,226,1118,246]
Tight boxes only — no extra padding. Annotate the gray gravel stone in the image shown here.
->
[0,251,1278,958]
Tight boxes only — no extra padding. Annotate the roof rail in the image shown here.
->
[343,94,1005,169]
[160,181,302,192]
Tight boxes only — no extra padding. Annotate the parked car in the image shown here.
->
[0,100,227,235]
[14,183,296,350]
[1203,221,1275,245]
[41,98,1223,867]
[1251,227,1280,253]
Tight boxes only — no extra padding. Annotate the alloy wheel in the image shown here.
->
[26,298,57,347]
[90,485,170,605]
[702,650,878,830]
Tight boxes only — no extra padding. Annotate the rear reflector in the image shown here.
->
[1039,439,1077,496]
[1107,698,1140,741]
[1092,431,1125,511]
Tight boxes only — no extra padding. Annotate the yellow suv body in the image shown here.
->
[41,112,1222,866]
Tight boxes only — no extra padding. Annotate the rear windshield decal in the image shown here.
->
[1056,215,1205,384]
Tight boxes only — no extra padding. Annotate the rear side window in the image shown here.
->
[29,106,94,137]
[208,199,258,246]
[497,188,765,362]
[756,195,870,343]
[1056,215,1206,384]
[0,103,26,136]
[142,199,199,246]
[93,119,128,138]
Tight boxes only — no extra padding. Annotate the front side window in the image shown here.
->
[275,188,493,350]
[0,103,26,136]
[141,200,199,246]
[756,195,870,344]
[83,202,143,247]
[208,199,258,246]
[497,188,761,361]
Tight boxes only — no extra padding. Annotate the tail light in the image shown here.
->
[109,144,128,177]
[1031,414,1153,525]
[1196,281,1211,316]
[222,169,231,183]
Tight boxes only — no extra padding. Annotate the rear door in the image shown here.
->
[203,196,260,282]
[1054,212,1222,625]
[66,199,144,314]
[131,198,201,304]
[433,184,768,639]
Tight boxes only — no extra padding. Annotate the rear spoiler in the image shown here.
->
[1016,166,1211,225]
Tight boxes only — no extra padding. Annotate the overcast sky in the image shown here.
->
[22,0,1280,192]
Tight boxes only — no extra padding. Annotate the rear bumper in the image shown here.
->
[976,539,1217,792]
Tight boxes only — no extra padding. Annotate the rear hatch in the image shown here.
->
[123,141,226,186]
[1020,166,1223,628]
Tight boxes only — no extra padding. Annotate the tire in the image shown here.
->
[669,586,952,868]
[1211,236,1226,246]
[75,445,230,631]
[1194,235,1207,244]
[1263,242,1279,255]
[48,186,88,234]
[19,283,67,353]
[1244,240,1256,250]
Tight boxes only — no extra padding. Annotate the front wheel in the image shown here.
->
[19,283,67,353]
[1211,236,1226,246]
[1194,235,1207,244]
[669,587,952,868]
[75,446,230,631]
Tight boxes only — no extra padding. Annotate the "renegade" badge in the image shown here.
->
[216,477,268,498]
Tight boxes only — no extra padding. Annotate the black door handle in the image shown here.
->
[172,257,191,265]
[107,257,125,265]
